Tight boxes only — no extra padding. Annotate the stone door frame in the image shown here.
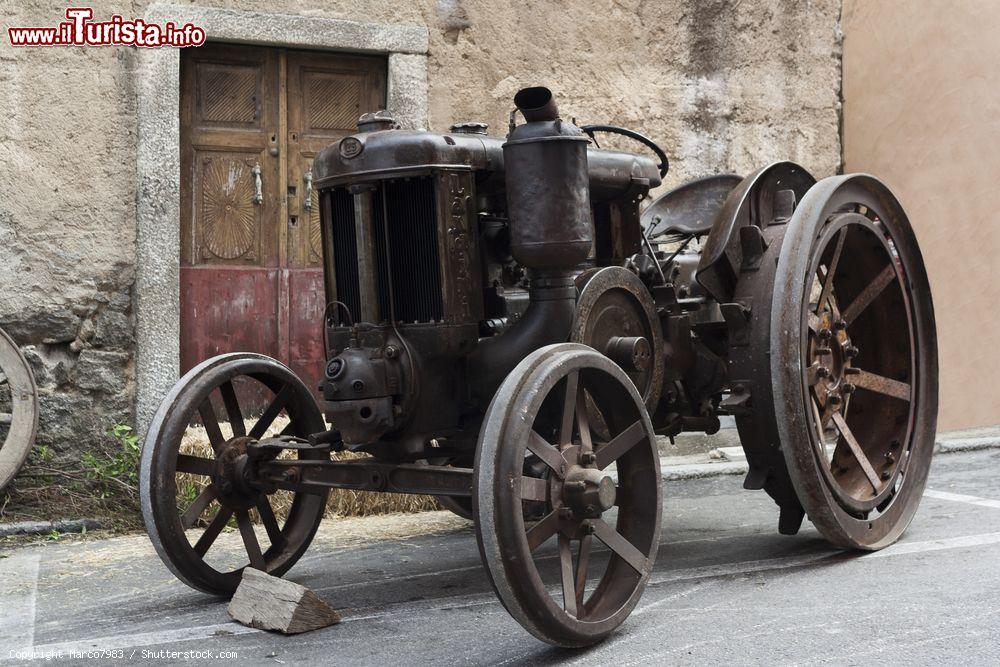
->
[135,4,428,435]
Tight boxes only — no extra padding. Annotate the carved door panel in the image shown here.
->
[284,50,385,390]
[180,43,281,379]
[180,43,386,399]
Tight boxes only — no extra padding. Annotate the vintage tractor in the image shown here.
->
[140,87,937,647]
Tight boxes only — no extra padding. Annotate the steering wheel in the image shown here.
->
[580,124,669,178]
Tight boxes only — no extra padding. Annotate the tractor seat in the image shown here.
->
[642,174,743,241]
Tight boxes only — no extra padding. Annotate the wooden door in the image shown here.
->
[180,44,386,398]
[284,50,385,388]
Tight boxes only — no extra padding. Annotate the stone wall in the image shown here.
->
[0,0,842,459]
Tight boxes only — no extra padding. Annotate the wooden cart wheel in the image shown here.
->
[140,353,328,596]
[0,328,38,493]
[734,174,937,549]
[474,343,661,647]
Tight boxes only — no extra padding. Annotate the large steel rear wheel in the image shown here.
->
[734,174,937,550]
[474,343,661,647]
[140,353,328,595]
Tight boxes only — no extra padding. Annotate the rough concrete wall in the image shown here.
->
[0,0,842,458]
[843,1,1000,431]
[0,1,140,455]
[427,0,843,189]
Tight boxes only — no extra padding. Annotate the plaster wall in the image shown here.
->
[0,0,843,454]
[842,1,1000,430]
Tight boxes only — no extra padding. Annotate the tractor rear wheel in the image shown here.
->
[733,174,938,550]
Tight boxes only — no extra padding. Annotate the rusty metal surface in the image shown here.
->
[731,174,937,548]
[695,162,816,304]
[571,266,663,413]
[140,353,328,595]
[642,173,743,240]
[474,343,661,646]
[0,327,37,492]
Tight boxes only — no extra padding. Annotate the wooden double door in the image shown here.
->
[180,43,386,397]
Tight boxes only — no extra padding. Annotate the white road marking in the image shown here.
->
[0,551,40,651]
[923,488,1000,509]
[866,531,1000,558]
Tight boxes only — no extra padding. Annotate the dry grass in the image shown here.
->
[177,416,440,523]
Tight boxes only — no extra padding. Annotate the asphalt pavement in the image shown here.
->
[3,448,1000,665]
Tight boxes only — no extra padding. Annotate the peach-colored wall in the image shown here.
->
[843,1,1000,430]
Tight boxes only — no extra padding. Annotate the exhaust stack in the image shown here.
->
[470,86,594,401]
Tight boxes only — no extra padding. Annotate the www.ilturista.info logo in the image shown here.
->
[7,7,206,47]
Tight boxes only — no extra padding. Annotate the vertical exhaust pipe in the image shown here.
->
[470,87,594,403]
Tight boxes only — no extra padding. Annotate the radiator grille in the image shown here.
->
[326,177,444,325]
[329,187,361,324]
[378,178,444,323]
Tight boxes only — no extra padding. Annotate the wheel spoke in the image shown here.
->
[236,509,266,570]
[591,518,648,575]
[558,371,579,446]
[175,454,215,477]
[520,476,549,502]
[193,507,233,556]
[559,535,577,618]
[249,384,293,439]
[526,509,559,551]
[527,431,566,476]
[575,389,594,454]
[181,485,217,529]
[831,412,882,491]
[198,400,226,453]
[594,420,645,470]
[0,412,11,425]
[852,369,911,401]
[817,227,847,312]
[575,534,592,611]
[219,381,246,437]
[257,498,285,549]
[0,372,7,385]
[843,264,896,325]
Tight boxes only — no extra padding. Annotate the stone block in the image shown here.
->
[73,350,129,394]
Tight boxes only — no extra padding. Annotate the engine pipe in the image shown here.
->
[470,87,591,404]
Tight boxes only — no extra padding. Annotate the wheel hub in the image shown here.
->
[562,464,616,518]
[213,435,260,510]
[811,310,860,411]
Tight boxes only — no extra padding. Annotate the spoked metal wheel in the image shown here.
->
[140,353,328,595]
[474,343,661,647]
[737,174,937,550]
[0,328,38,493]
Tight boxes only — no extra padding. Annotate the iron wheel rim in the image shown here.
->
[0,328,37,493]
[773,175,938,549]
[474,343,661,647]
[140,353,328,595]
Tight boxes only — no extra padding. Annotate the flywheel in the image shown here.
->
[571,266,664,413]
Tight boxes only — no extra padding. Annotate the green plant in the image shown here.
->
[36,445,53,463]
[82,422,141,498]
